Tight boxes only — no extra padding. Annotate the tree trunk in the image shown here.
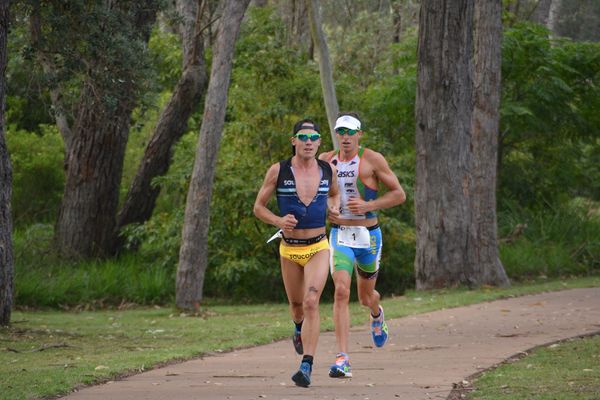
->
[392,0,419,44]
[547,0,560,33]
[0,0,13,326]
[531,0,553,26]
[55,82,136,258]
[176,0,250,310]
[279,0,311,54]
[469,0,510,286]
[55,4,159,259]
[392,3,402,43]
[305,0,339,149]
[414,0,509,289]
[115,0,208,245]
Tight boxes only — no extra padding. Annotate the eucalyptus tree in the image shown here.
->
[305,0,339,149]
[176,0,251,310]
[415,0,510,289]
[0,0,12,326]
[116,0,209,246]
[27,1,163,258]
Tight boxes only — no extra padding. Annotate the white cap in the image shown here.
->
[334,115,361,131]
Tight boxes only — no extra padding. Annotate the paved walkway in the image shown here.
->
[62,287,600,400]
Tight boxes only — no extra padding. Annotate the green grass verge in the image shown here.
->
[0,276,598,400]
[468,335,600,400]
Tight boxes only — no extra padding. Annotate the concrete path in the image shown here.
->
[62,287,600,400]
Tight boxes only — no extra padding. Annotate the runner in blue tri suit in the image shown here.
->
[254,119,340,387]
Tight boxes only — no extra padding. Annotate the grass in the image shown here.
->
[1,275,599,400]
[14,246,175,308]
[498,200,600,279]
[468,335,600,400]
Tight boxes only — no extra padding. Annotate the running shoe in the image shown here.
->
[291,361,312,387]
[329,352,352,378]
[293,329,303,355]
[370,305,388,348]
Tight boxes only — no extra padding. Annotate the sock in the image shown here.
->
[294,319,303,332]
[302,355,314,366]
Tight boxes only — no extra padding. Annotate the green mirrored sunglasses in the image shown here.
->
[295,133,321,142]
[335,127,359,136]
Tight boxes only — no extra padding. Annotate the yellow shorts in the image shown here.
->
[279,239,330,267]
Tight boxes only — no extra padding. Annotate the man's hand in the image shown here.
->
[346,197,373,215]
[279,214,298,235]
[328,213,344,225]
[328,204,340,218]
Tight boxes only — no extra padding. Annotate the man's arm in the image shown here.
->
[327,164,340,217]
[346,151,406,215]
[369,151,406,209]
[253,163,298,233]
[318,150,335,163]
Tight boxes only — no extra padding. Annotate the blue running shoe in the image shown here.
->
[329,352,352,378]
[291,361,312,387]
[370,305,388,348]
[293,329,303,355]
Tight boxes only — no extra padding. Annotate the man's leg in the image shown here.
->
[356,275,381,315]
[280,257,305,325]
[329,227,356,378]
[281,256,305,354]
[357,274,388,348]
[356,229,387,347]
[290,249,329,387]
[332,269,352,354]
[299,249,330,356]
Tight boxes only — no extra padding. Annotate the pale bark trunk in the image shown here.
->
[547,0,560,33]
[415,0,509,289]
[116,0,208,244]
[176,0,250,310]
[305,0,339,149]
[0,0,13,326]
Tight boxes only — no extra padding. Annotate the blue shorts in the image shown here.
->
[329,225,382,278]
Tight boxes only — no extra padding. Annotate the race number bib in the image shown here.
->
[337,226,371,248]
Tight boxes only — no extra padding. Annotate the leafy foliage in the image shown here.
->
[499,23,600,208]
[6,126,64,225]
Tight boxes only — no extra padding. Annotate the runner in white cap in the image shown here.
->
[319,112,406,378]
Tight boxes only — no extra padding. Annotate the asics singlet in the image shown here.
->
[276,158,333,229]
[331,147,378,220]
